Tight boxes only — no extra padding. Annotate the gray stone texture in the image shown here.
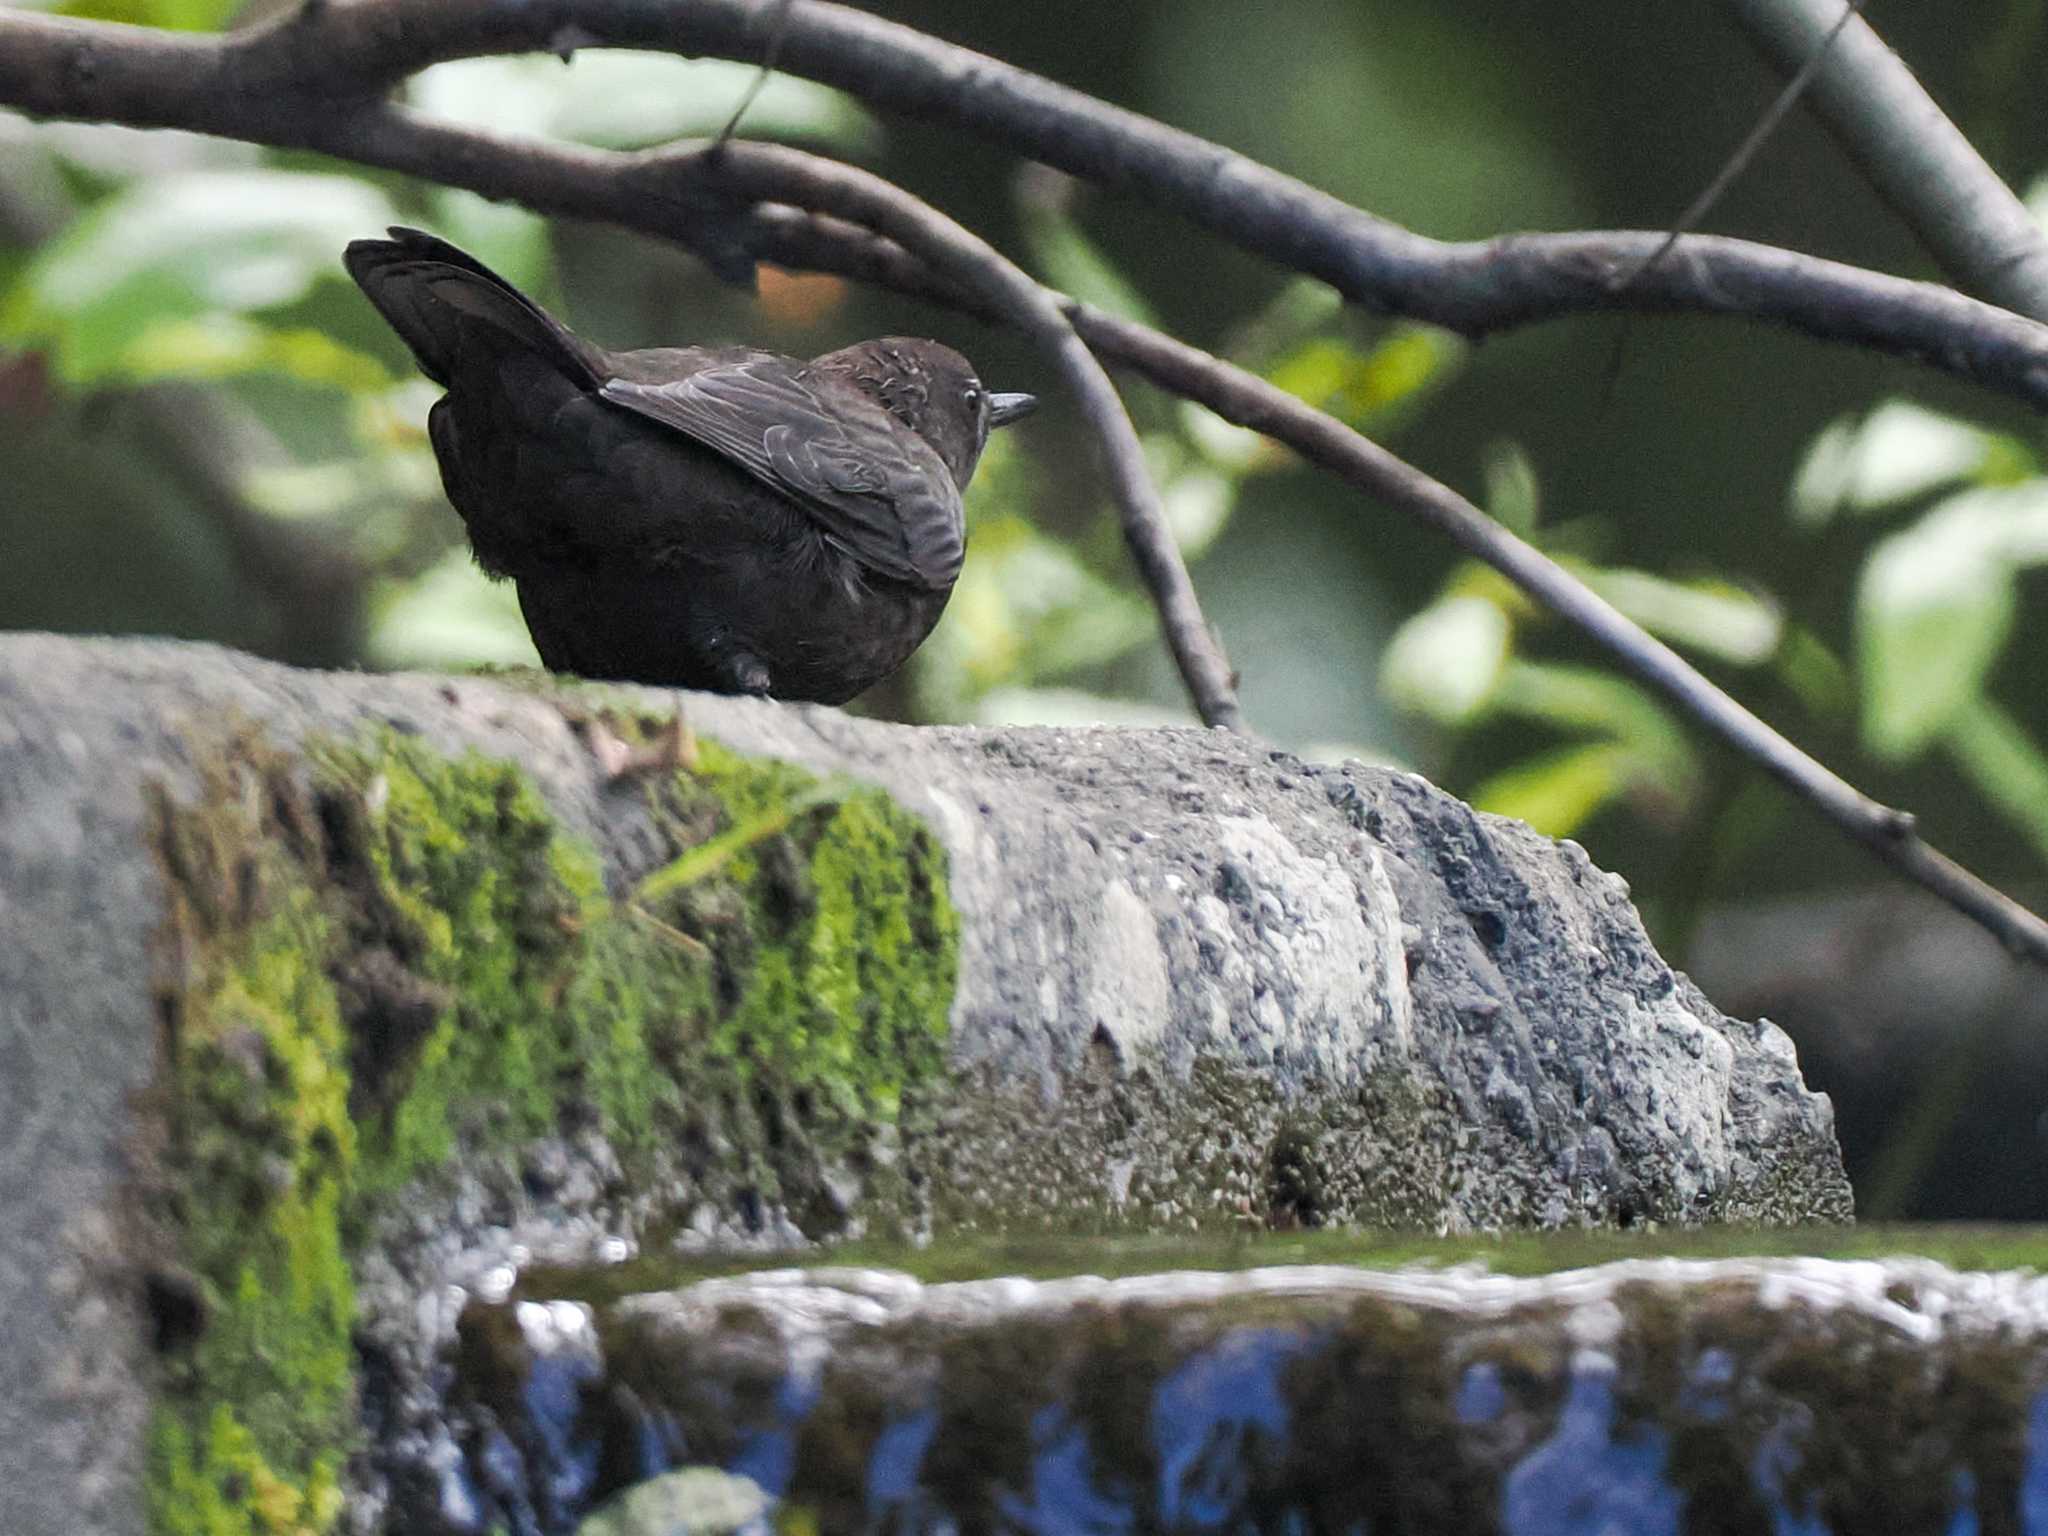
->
[0,633,1850,1536]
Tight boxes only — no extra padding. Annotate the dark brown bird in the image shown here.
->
[343,227,1035,703]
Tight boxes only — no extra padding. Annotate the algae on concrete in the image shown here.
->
[138,719,958,1535]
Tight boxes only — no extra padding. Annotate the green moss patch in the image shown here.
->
[139,717,957,1535]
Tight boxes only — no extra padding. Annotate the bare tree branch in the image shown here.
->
[666,185,2048,965]
[1720,0,2048,321]
[712,0,794,150]
[9,4,2048,411]
[1598,1,1864,405]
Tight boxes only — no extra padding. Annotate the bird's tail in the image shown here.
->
[342,226,605,389]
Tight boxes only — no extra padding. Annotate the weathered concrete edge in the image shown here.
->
[1,634,1853,1243]
[0,633,1855,1536]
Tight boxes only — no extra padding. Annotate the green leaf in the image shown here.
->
[1491,659,1696,789]
[1790,401,2014,526]
[1441,560,1540,621]
[1264,323,1462,430]
[4,169,396,382]
[1470,742,1642,838]
[1942,695,2048,868]
[368,551,539,671]
[1856,489,2020,759]
[410,54,880,153]
[1381,594,1510,724]
[1265,338,1356,407]
[1480,439,1541,536]
[1772,626,1853,722]
[1571,565,1782,665]
[112,314,393,392]
[1844,401,1995,505]
[1788,416,1857,527]
[53,0,240,32]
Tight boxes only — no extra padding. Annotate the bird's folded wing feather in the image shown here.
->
[599,359,964,590]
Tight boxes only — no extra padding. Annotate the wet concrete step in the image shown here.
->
[424,1256,2048,1535]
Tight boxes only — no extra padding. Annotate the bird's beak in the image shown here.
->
[988,391,1038,428]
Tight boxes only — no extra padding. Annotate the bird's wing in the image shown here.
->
[599,356,964,590]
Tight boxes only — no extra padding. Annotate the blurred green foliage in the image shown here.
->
[1799,402,2048,864]
[6,169,399,381]
[1382,393,2048,907]
[43,0,238,30]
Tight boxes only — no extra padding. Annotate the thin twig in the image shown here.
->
[1620,0,1867,294]
[712,0,795,151]
[1599,0,1864,403]
[1720,0,2048,320]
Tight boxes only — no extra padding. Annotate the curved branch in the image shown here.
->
[9,3,2048,411]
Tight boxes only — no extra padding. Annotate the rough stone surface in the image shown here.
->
[0,633,1851,1536]
[1690,886,2048,1221]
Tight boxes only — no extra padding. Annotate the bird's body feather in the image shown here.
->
[342,226,1030,703]
[600,352,964,589]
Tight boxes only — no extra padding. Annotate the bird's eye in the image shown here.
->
[964,385,983,410]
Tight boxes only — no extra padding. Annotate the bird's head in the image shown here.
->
[812,337,1036,488]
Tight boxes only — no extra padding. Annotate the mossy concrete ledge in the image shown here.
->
[0,633,1849,1536]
